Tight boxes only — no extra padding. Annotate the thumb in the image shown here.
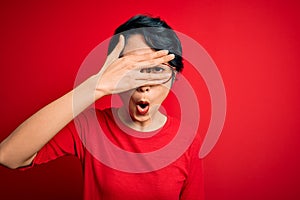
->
[105,35,125,66]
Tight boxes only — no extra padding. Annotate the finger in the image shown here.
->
[111,70,172,93]
[133,71,172,85]
[128,49,170,62]
[133,54,175,69]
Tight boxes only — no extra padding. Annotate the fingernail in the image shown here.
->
[161,50,169,54]
[169,54,175,59]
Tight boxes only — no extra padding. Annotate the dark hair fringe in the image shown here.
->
[108,14,183,72]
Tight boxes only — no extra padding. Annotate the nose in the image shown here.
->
[137,85,150,93]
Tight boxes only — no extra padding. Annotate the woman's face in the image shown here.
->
[119,34,174,128]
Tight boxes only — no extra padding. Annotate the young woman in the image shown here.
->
[0,15,204,200]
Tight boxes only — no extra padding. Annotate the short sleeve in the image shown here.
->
[19,117,85,170]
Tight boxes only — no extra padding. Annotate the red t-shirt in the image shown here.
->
[27,108,204,200]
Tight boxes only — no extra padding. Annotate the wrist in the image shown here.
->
[87,75,107,100]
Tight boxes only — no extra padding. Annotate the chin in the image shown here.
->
[130,113,151,124]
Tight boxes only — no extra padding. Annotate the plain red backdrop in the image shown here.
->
[0,0,299,199]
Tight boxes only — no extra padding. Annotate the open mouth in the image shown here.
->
[136,101,150,115]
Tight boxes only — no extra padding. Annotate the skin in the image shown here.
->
[117,34,175,132]
[0,34,175,169]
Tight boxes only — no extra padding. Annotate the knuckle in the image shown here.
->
[147,59,156,66]
[120,57,133,66]
[155,51,163,56]
[149,51,160,59]
[163,55,171,61]
[130,62,139,69]
[119,56,128,62]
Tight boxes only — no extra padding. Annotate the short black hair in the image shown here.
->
[108,14,183,72]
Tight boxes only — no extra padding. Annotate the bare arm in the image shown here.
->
[0,76,99,169]
[0,35,174,169]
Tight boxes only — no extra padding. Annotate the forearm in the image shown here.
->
[0,75,102,169]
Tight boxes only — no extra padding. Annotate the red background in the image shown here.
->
[0,0,299,199]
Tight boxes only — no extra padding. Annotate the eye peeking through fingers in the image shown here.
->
[137,64,176,84]
[140,66,166,74]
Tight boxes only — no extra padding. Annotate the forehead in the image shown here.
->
[122,34,155,56]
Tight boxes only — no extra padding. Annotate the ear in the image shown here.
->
[170,70,178,87]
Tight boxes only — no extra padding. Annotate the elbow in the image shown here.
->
[0,146,21,169]
[2,162,20,170]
